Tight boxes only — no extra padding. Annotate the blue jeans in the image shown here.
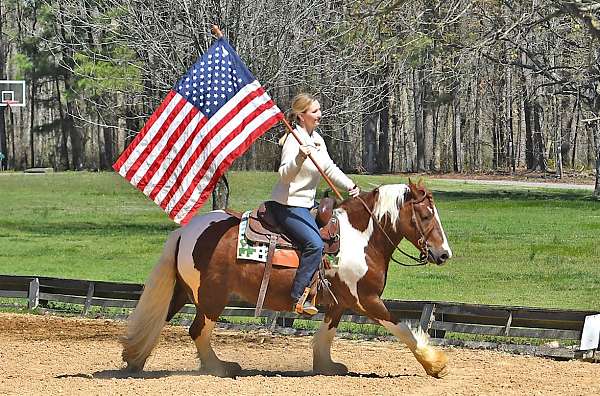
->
[266,201,323,301]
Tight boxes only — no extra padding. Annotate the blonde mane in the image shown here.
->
[372,184,410,230]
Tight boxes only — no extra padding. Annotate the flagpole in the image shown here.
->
[281,118,344,201]
[211,24,344,201]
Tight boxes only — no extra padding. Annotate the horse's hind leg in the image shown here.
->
[189,308,241,378]
[312,305,348,375]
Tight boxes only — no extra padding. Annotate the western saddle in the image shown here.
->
[242,197,340,316]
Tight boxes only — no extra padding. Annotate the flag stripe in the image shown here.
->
[132,101,200,190]
[164,89,272,213]
[125,98,190,182]
[138,109,206,194]
[148,82,262,203]
[145,112,208,199]
[176,108,283,223]
[170,101,281,219]
[113,38,284,224]
[157,83,266,208]
[112,90,177,173]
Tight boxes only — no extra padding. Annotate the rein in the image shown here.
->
[355,194,433,267]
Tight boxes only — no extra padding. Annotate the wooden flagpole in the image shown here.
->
[210,25,344,201]
[280,118,344,200]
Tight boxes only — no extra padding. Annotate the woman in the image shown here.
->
[267,93,360,315]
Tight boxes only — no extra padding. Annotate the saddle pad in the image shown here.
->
[237,211,299,268]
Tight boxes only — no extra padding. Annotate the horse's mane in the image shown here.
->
[372,184,411,230]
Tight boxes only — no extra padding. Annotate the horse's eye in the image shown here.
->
[421,208,434,220]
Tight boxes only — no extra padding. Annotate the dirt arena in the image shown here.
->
[1,313,598,395]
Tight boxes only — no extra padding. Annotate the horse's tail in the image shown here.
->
[121,230,181,372]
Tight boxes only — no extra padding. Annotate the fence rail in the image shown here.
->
[1,274,598,360]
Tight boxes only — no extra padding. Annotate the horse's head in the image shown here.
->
[401,180,452,265]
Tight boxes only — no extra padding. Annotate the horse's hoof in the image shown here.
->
[201,361,242,378]
[313,361,349,376]
[224,361,242,376]
[431,365,449,379]
[414,347,449,378]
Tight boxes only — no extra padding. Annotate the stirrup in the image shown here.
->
[294,287,318,315]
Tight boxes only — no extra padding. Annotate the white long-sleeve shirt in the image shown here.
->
[270,126,354,207]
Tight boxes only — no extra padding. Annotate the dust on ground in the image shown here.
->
[0,313,598,395]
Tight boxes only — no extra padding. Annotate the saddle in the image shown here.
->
[245,197,340,256]
[242,197,340,316]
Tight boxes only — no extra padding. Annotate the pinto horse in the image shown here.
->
[121,181,452,378]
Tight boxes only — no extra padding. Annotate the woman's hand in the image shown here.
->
[348,184,360,197]
[298,144,314,159]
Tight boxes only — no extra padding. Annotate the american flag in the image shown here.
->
[113,38,283,224]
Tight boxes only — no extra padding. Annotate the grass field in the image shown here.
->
[0,171,599,310]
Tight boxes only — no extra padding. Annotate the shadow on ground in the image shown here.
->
[59,368,417,380]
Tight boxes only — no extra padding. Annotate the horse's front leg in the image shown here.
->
[312,305,348,375]
[361,296,448,378]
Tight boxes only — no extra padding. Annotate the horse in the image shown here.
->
[121,180,453,378]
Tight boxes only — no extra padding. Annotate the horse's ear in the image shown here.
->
[417,177,425,188]
[406,180,417,199]
[371,187,379,201]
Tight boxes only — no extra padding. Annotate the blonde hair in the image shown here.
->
[279,93,317,146]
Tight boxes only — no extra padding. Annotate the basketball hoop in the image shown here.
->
[1,80,26,108]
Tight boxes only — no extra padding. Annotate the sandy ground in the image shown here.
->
[1,313,599,395]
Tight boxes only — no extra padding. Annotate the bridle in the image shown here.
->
[356,190,435,267]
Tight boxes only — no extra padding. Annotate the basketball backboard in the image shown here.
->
[0,80,26,107]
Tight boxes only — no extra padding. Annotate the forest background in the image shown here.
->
[1,0,599,195]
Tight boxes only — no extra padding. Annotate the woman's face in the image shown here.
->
[299,100,321,133]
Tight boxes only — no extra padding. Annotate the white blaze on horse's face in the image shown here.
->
[409,186,452,265]
[433,205,452,260]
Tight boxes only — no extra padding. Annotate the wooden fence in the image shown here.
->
[0,274,598,361]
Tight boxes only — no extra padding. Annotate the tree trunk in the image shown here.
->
[594,121,600,197]
[506,67,515,172]
[377,88,390,173]
[594,149,600,198]
[362,88,378,174]
[29,79,36,168]
[473,77,481,170]
[0,4,7,170]
[453,97,463,172]
[212,175,229,209]
[524,97,534,169]
[413,69,427,172]
[102,127,113,170]
[532,102,546,171]
[492,112,498,169]
[554,95,563,178]
[54,77,69,170]
[59,6,81,170]
[342,125,350,171]
[571,96,581,167]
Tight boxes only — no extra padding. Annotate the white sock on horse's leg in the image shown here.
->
[312,319,336,364]
[379,320,448,378]
[312,319,348,375]
[379,320,424,350]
